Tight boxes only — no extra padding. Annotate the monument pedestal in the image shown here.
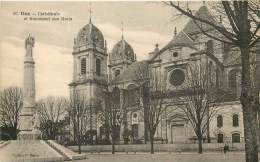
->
[18,130,41,140]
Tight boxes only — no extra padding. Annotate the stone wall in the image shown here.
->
[68,143,247,153]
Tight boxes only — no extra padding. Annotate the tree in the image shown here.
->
[36,96,67,140]
[142,82,168,154]
[0,87,23,139]
[132,62,169,154]
[68,91,89,154]
[103,87,125,154]
[178,63,222,153]
[250,52,260,144]
[165,1,259,161]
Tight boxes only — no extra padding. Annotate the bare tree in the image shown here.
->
[68,91,89,154]
[0,86,23,139]
[142,82,168,154]
[178,63,221,153]
[103,87,125,154]
[36,96,67,140]
[165,1,259,161]
[133,63,168,154]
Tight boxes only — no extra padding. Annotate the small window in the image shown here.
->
[217,134,224,143]
[173,52,178,57]
[115,70,120,77]
[216,68,220,88]
[206,40,213,54]
[81,58,86,74]
[217,115,223,128]
[208,61,213,85]
[223,42,230,54]
[96,58,101,76]
[232,133,240,143]
[233,114,239,127]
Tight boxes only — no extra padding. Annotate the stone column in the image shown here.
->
[18,35,40,140]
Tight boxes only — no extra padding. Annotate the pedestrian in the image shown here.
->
[224,143,229,154]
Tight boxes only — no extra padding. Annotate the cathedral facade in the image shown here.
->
[69,6,259,144]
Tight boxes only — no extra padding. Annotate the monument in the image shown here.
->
[18,34,41,140]
[0,35,86,162]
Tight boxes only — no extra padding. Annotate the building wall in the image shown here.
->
[210,102,244,143]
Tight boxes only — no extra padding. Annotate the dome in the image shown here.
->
[75,20,104,49]
[110,39,135,62]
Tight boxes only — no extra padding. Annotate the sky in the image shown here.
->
[0,1,203,99]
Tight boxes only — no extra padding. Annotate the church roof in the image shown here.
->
[150,31,196,61]
[75,20,104,48]
[150,5,219,61]
[161,31,194,51]
[183,6,219,37]
[110,39,135,62]
[111,60,149,83]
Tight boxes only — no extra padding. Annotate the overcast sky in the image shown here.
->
[0,1,203,99]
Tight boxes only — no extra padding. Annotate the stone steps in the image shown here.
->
[44,140,70,160]
[46,140,87,160]
[0,140,10,149]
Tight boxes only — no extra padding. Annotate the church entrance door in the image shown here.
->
[170,124,185,143]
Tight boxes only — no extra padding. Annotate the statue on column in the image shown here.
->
[18,34,41,140]
[25,34,35,58]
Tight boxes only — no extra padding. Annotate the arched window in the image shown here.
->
[217,115,223,128]
[112,87,120,106]
[206,40,213,54]
[114,125,121,142]
[127,84,139,107]
[233,114,239,127]
[228,69,238,92]
[132,124,139,142]
[96,58,101,76]
[208,61,213,86]
[216,68,220,88]
[217,133,224,143]
[81,58,86,74]
[232,133,240,143]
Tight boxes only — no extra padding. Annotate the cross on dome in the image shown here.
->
[121,21,124,40]
[89,2,92,23]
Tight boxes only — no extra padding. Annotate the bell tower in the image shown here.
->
[69,18,108,125]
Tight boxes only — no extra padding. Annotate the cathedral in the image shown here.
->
[68,5,259,145]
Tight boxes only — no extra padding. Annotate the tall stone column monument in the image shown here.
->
[18,35,41,140]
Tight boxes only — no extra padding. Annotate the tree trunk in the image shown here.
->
[207,107,211,143]
[112,138,115,154]
[197,133,203,154]
[78,140,81,154]
[258,110,260,145]
[150,133,154,154]
[240,45,258,162]
[242,101,258,162]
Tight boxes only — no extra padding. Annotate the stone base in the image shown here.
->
[18,131,41,140]
[0,140,87,162]
[0,140,64,162]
